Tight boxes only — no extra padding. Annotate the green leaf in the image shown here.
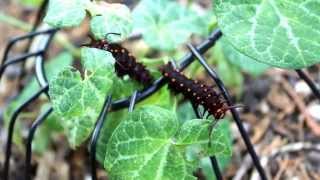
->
[183,120,232,179]
[44,0,89,27]
[176,119,232,157]
[81,47,115,70]
[133,0,202,51]
[177,102,197,124]
[194,10,217,37]
[89,2,133,42]
[4,52,73,149]
[200,120,232,179]
[138,86,176,110]
[81,47,138,98]
[33,126,50,154]
[96,109,130,162]
[212,43,243,90]
[99,106,232,179]
[214,0,320,69]
[220,37,269,76]
[33,104,64,154]
[200,155,231,180]
[19,0,43,7]
[48,48,115,148]
[176,119,210,146]
[102,106,196,180]
[111,77,142,99]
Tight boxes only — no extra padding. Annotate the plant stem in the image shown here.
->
[55,33,81,58]
[0,12,33,31]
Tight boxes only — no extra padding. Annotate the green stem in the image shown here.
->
[55,33,81,58]
[0,12,33,31]
[0,12,80,58]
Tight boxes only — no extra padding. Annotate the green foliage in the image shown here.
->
[138,86,177,110]
[198,120,232,179]
[3,52,73,150]
[96,109,130,162]
[99,106,232,179]
[211,42,244,91]
[6,0,319,178]
[44,0,133,41]
[214,0,320,69]
[33,104,63,154]
[182,120,233,180]
[36,0,320,178]
[89,3,133,42]
[19,0,43,7]
[133,0,203,51]
[220,37,270,76]
[111,77,142,99]
[44,0,90,27]
[48,48,115,148]
[176,119,232,157]
[177,102,197,124]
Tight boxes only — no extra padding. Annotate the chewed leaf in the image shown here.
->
[133,0,203,51]
[4,52,73,151]
[176,119,232,157]
[89,2,133,42]
[101,106,196,180]
[214,0,320,69]
[49,48,115,148]
[44,0,89,27]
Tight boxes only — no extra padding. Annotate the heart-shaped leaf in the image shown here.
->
[176,119,232,157]
[214,0,320,69]
[102,106,196,179]
[49,48,115,147]
[220,37,269,76]
[133,0,203,51]
[98,106,232,179]
[44,0,89,27]
[89,2,133,42]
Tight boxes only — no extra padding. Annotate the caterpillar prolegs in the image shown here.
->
[161,62,230,119]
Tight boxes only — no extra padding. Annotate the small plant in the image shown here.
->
[4,0,320,179]
[45,0,233,178]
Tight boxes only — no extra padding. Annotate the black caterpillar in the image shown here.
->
[89,34,153,86]
[161,62,229,119]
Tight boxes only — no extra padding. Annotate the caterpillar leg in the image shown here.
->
[191,103,202,118]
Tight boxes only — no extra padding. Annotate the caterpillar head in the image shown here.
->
[88,33,121,50]
[160,62,176,76]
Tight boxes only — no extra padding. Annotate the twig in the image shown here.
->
[274,159,289,180]
[251,142,320,180]
[280,78,320,136]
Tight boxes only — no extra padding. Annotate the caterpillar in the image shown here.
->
[161,62,229,119]
[89,33,153,86]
